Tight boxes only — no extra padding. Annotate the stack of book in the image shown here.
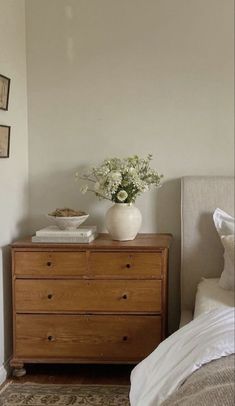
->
[32,225,97,243]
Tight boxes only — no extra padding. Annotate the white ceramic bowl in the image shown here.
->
[48,214,89,230]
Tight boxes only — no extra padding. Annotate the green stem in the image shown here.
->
[80,176,96,183]
[87,189,112,202]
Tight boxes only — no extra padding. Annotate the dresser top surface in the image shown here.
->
[12,233,172,250]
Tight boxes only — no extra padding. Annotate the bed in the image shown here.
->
[180,176,234,324]
[193,277,234,319]
[130,176,235,406]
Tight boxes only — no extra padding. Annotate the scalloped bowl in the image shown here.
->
[47,214,89,230]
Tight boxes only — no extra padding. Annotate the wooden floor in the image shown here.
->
[9,363,133,385]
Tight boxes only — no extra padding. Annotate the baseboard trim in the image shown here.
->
[0,358,11,386]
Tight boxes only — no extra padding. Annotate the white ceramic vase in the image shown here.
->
[105,203,142,241]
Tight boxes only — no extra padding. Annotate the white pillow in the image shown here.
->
[194,278,235,318]
[219,234,235,290]
[213,208,235,291]
[213,208,234,235]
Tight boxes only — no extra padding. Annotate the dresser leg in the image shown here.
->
[11,362,26,378]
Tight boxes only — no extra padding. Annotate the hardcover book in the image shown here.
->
[35,225,97,238]
[32,233,97,244]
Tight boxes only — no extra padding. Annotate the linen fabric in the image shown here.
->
[161,354,235,406]
[219,234,235,290]
[213,208,235,290]
[180,177,234,315]
[213,208,234,236]
[193,277,234,318]
[130,308,235,406]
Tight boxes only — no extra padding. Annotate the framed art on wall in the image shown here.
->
[0,125,10,158]
[0,74,11,110]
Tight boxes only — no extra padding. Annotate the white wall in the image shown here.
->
[26,0,234,332]
[0,0,28,384]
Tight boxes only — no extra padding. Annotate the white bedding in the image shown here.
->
[194,277,235,318]
[130,307,235,406]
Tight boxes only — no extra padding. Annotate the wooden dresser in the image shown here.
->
[11,233,171,376]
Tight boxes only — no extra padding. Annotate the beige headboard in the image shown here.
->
[181,176,234,323]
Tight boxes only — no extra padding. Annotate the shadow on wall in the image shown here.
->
[28,167,112,233]
[2,213,29,367]
[2,245,13,366]
[29,170,182,333]
[181,211,224,312]
[156,178,181,333]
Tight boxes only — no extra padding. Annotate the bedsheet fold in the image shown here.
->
[130,308,235,406]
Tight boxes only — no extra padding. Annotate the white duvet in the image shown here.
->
[130,307,235,406]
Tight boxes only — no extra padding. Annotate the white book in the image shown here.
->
[32,233,98,244]
[36,225,97,238]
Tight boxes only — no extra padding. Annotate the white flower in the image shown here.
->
[80,185,88,194]
[109,171,122,182]
[117,190,128,202]
[79,155,163,203]
[128,167,135,174]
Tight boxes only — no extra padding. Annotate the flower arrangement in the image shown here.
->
[79,154,163,204]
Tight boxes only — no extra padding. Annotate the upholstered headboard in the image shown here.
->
[181,176,234,323]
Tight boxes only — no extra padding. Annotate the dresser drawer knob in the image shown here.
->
[126,264,131,268]
[47,335,54,341]
[122,294,128,300]
[122,336,128,341]
[46,261,52,267]
[47,294,53,299]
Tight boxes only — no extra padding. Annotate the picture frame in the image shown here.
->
[0,125,11,158]
[0,74,11,111]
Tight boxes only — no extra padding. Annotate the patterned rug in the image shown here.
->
[0,383,130,405]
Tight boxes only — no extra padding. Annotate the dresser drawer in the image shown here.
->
[89,252,162,278]
[15,314,161,362]
[14,252,87,277]
[15,279,162,313]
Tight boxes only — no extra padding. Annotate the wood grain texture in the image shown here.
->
[14,251,87,276]
[12,233,172,250]
[11,233,171,370]
[89,252,162,278]
[15,314,161,362]
[15,279,162,313]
